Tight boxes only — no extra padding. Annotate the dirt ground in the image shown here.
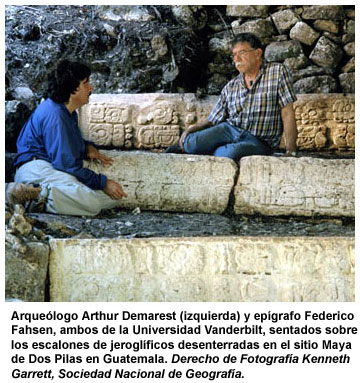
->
[26,210,354,240]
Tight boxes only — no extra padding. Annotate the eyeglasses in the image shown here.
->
[231,49,257,59]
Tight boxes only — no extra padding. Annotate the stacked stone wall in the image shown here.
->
[5,5,355,152]
[209,5,355,94]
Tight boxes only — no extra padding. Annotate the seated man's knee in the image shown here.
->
[183,134,198,154]
[51,185,103,216]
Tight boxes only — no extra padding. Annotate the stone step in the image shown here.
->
[49,236,354,302]
[234,156,354,217]
[85,151,354,217]
[78,93,355,152]
[86,150,237,214]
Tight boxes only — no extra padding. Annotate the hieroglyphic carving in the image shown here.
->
[292,95,355,151]
[296,124,327,149]
[294,99,328,150]
[234,156,354,217]
[112,124,125,147]
[105,106,131,124]
[328,99,355,150]
[111,124,133,148]
[346,124,355,148]
[185,113,196,125]
[89,104,105,122]
[85,150,237,214]
[88,123,113,146]
[135,125,180,148]
[333,99,355,123]
[49,236,354,302]
[78,94,355,152]
[137,101,178,125]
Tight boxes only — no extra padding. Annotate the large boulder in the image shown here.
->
[293,76,337,94]
[271,9,299,34]
[310,36,344,68]
[289,22,320,46]
[339,73,355,93]
[302,5,345,20]
[264,40,303,62]
[226,5,269,18]
[231,18,276,42]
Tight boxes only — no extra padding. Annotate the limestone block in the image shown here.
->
[6,240,50,302]
[49,236,354,302]
[313,20,339,34]
[171,6,207,30]
[283,55,309,71]
[339,73,355,94]
[289,22,320,46]
[293,76,337,94]
[302,5,345,21]
[95,5,155,22]
[310,36,343,69]
[231,18,276,41]
[234,156,354,217]
[271,9,299,34]
[78,94,217,150]
[80,93,355,153]
[84,150,237,214]
[341,57,355,73]
[226,5,269,18]
[290,94,355,151]
[265,40,303,62]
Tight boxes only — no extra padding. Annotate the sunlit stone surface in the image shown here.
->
[234,156,354,217]
[85,150,237,214]
[79,93,355,152]
[49,236,354,302]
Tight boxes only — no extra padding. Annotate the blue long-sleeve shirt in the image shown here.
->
[14,98,107,190]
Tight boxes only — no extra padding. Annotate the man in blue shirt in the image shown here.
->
[10,60,127,216]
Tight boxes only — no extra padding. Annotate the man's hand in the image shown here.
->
[283,150,297,158]
[104,179,128,200]
[86,144,113,166]
[179,121,213,150]
[179,129,190,150]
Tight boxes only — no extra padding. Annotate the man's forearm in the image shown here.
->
[179,119,214,149]
[187,119,213,134]
[281,104,297,152]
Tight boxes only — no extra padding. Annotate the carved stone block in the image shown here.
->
[105,106,131,124]
[49,236,354,302]
[137,101,178,125]
[290,94,355,151]
[135,125,180,148]
[89,123,113,146]
[79,93,355,152]
[89,104,105,122]
[84,150,237,214]
[234,156,354,217]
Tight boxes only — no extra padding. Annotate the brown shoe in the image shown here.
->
[5,182,41,205]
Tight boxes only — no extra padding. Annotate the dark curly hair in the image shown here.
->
[231,33,263,51]
[44,60,91,103]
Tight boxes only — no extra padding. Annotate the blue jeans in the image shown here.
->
[183,122,271,161]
